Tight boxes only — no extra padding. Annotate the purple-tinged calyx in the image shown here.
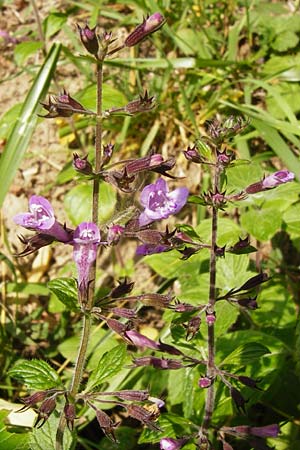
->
[77,24,99,56]
[73,153,93,175]
[40,89,91,119]
[139,178,189,227]
[183,145,203,164]
[73,222,100,295]
[107,224,125,245]
[245,170,295,194]
[125,13,166,47]
[198,376,212,388]
[14,196,71,243]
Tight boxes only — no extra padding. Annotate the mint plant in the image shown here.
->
[8,8,297,450]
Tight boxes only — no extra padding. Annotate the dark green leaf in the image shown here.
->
[86,344,127,391]
[47,278,79,312]
[220,342,270,366]
[9,359,63,390]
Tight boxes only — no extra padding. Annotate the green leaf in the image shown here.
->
[0,43,61,207]
[64,182,116,225]
[272,30,299,52]
[14,41,44,66]
[47,278,79,312]
[283,203,300,238]
[9,359,63,390]
[0,410,30,450]
[240,207,282,241]
[43,12,67,39]
[220,342,271,366]
[76,83,127,112]
[0,103,22,139]
[29,411,75,450]
[86,344,127,391]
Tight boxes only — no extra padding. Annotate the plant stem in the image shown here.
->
[200,164,221,447]
[55,59,104,450]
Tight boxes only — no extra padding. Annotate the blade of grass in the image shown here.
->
[251,118,300,179]
[0,43,61,207]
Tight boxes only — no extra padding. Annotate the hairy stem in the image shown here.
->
[56,60,104,450]
[200,164,221,447]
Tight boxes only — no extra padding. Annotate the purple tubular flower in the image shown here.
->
[250,424,280,438]
[246,170,295,194]
[125,330,160,350]
[125,13,166,47]
[139,178,189,227]
[160,437,188,450]
[73,222,100,293]
[14,196,70,242]
[262,170,295,188]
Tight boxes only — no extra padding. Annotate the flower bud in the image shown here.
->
[35,396,57,428]
[206,312,216,325]
[198,376,212,388]
[102,143,114,166]
[64,403,76,431]
[183,145,202,163]
[95,408,118,443]
[73,154,93,175]
[77,24,99,56]
[107,224,125,245]
[125,13,165,47]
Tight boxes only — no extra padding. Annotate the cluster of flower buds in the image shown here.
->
[80,388,164,440]
[40,89,93,119]
[207,116,249,144]
[19,389,65,428]
[78,13,165,59]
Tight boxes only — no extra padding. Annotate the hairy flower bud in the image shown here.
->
[125,13,165,47]
[73,154,93,175]
[198,376,212,388]
[95,408,118,442]
[35,396,57,428]
[77,24,99,56]
[64,403,76,431]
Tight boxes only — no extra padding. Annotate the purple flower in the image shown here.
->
[250,424,280,438]
[262,170,295,188]
[125,330,160,350]
[73,222,100,294]
[13,196,70,242]
[125,13,166,47]
[139,178,189,227]
[160,437,188,450]
[245,170,294,194]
